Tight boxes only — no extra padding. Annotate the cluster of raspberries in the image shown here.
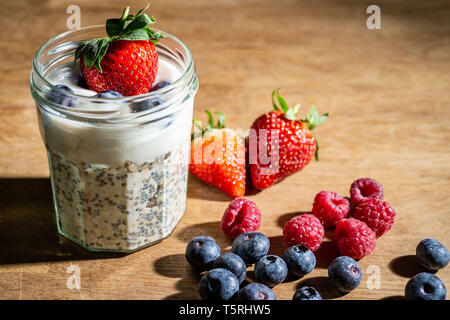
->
[221,178,396,260]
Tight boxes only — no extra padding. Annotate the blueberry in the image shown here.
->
[95,90,124,98]
[254,255,288,287]
[328,256,362,293]
[405,272,446,300]
[150,80,172,92]
[198,268,239,300]
[47,84,76,107]
[185,236,221,271]
[132,97,163,113]
[231,232,270,265]
[237,283,276,300]
[76,77,88,89]
[212,253,247,284]
[283,245,316,277]
[416,238,450,271]
[293,286,322,300]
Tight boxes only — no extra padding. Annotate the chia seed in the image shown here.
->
[48,140,189,251]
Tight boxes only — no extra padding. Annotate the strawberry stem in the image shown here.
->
[272,88,328,161]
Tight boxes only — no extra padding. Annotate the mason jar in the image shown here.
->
[30,26,198,252]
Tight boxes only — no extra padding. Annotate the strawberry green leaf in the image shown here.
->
[106,18,125,38]
[300,105,328,131]
[135,4,150,17]
[191,110,228,139]
[82,39,103,69]
[75,5,163,72]
[117,29,151,41]
[285,103,300,121]
[204,110,215,130]
[93,39,111,72]
[315,139,320,161]
[216,112,226,129]
[317,113,329,125]
[271,88,281,111]
[271,89,301,120]
[123,13,152,34]
[276,91,289,113]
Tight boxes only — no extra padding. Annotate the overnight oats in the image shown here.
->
[30,7,198,252]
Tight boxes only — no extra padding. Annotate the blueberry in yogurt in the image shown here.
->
[47,84,76,107]
[95,90,124,98]
[150,80,172,92]
[131,97,163,113]
[76,76,88,89]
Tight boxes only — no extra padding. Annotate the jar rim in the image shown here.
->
[30,25,197,122]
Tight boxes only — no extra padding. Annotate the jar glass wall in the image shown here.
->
[30,26,198,252]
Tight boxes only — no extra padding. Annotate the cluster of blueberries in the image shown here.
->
[185,232,365,300]
[46,80,171,113]
[405,238,449,300]
[186,233,449,300]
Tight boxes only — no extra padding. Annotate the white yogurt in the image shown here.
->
[41,59,193,167]
[37,57,194,251]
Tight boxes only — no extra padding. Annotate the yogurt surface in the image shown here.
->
[40,58,193,167]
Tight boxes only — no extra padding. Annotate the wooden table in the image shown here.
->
[0,0,449,300]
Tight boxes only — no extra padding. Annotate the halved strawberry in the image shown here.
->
[249,89,328,190]
[190,111,246,198]
[75,6,163,96]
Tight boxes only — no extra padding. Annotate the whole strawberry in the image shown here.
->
[249,89,328,190]
[190,111,246,198]
[75,6,163,96]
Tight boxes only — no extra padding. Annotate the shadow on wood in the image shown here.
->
[175,221,231,248]
[0,178,126,264]
[296,276,347,299]
[388,254,433,278]
[276,211,312,228]
[379,295,405,300]
[187,172,233,202]
[314,240,340,269]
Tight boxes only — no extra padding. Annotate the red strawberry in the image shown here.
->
[75,6,163,96]
[190,111,246,198]
[249,89,328,190]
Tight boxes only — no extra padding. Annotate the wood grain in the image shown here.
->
[0,0,449,300]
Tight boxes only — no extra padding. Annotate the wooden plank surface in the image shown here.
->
[0,0,449,300]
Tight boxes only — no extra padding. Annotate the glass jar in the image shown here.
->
[30,26,198,252]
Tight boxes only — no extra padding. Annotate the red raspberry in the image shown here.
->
[353,198,396,237]
[312,191,350,227]
[283,214,324,252]
[334,218,376,260]
[350,178,384,206]
[221,198,262,239]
